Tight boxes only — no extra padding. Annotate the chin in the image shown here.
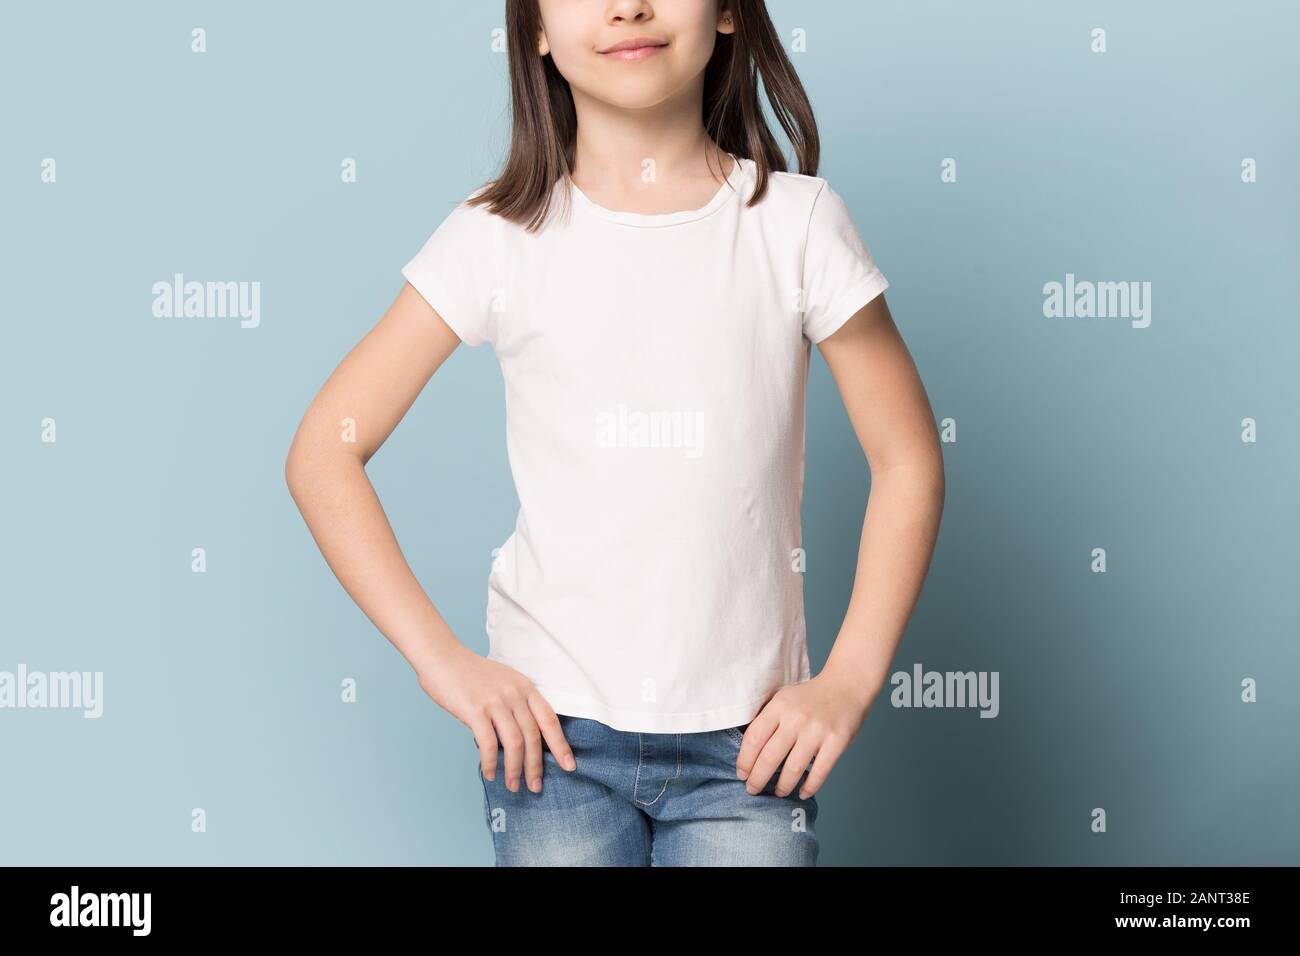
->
[608,90,678,111]
[587,74,682,110]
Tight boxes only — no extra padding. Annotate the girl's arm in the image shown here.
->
[817,292,945,699]
[284,283,576,794]
[734,292,945,800]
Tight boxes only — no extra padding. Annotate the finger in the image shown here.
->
[744,725,798,795]
[490,706,525,793]
[471,719,499,782]
[734,712,779,780]
[511,701,545,793]
[774,734,820,798]
[529,694,577,771]
[798,736,847,800]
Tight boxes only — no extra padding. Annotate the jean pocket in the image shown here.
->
[720,724,750,749]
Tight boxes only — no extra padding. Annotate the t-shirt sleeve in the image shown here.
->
[799,179,890,344]
[400,198,501,347]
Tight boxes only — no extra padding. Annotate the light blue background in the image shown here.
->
[2,0,1297,865]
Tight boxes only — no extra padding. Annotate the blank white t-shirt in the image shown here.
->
[402,154,889,733]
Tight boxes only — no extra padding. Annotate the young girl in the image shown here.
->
[286,0,943,867]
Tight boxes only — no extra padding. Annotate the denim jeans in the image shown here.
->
[476,714,819,866]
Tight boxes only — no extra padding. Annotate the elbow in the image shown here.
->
[871,443,945,504]
[284,440,363,500]
[284,437,321,499]
[283,446,306,499]
[925,441,947,509]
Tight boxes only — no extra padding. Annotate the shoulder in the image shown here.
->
[769,170,871,244]
[745,163,839,227]
[763,165,832,204]
[766,166,829,201]
[408,187,517,253]
[446,188,507,232]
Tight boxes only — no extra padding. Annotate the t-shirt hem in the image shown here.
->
[529,682,784,735]
[804,270,890,344]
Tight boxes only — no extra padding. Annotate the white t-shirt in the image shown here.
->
[402,154,889,733]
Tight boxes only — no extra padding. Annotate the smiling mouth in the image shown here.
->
[599,39,669,61]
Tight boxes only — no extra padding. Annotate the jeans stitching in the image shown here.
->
[634,733,678,807]
[633,732,646,804]
[477,764,498,865]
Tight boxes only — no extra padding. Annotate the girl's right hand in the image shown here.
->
[418,645,577,793]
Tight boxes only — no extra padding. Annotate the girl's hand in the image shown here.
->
[418,645,577,793]
[735,669,877,800]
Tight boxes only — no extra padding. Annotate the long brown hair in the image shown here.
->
[467,0,820,231]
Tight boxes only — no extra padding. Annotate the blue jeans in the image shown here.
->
[476,714,819,866]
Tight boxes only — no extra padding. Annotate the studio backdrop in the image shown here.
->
[2,0,1296,865]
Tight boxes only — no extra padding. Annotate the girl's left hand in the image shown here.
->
[735,669,878,800]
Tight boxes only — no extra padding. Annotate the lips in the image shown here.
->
[599,37,669,61]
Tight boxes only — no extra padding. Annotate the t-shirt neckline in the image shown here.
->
[566,153,748,228]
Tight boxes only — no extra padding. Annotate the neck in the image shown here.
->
[569,83,731,195]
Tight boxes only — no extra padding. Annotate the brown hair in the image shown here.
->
[467,0,820,231]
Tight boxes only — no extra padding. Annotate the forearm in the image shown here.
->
[821,460,944,702]
[285,452,467,681]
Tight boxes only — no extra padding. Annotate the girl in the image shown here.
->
[286,0,943,867]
